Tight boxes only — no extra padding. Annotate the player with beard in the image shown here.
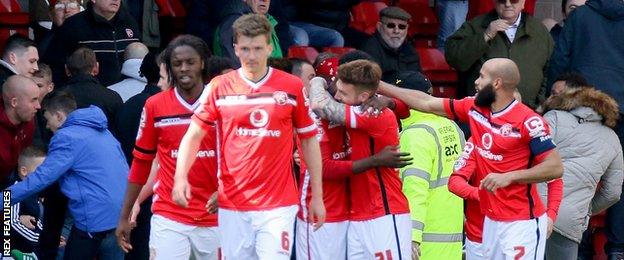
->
[115,35,220,259]
[378,58,563,260]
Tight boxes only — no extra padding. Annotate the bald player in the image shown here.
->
[0,75,40,184]
[379,58,563,260]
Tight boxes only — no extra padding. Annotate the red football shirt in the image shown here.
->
[193,68,317,210]
[449,139,485,242]
[345,106,410,221]
[299,118,350,222]
[444,97,556,221]
[129,87,218,226]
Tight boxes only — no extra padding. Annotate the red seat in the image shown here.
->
[416,48,456,83]
[322,47,356,56]
[350,1,388,35]
[431,85,457,99]
[155,0,186,17]
[288,46,319,64]
[413,37,436,48]
[0,0,28,53]
[397,3,439,37]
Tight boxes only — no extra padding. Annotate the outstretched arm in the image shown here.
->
[377,81,447,117]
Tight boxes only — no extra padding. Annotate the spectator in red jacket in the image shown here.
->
[0,75,40,186]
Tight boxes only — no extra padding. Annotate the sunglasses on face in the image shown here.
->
[496,0,520,4]
[385,22,408,30]
[54,2,79,10]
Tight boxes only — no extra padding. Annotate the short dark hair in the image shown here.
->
[268,57,292,72]
[337,60,382,92]
[339,50,374,65]
[289,58,311,76]
[2,34,36,60]
[42,90,77,115]
[561,0,568,13]
[161,34,211,86]
[232,14,272,44]
[66,47,97,76]
[206,57,235,81]
[18,145,47,168]
[140,52,160,84]
[555,71,590,89]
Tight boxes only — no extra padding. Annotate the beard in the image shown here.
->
[475,83,496,108]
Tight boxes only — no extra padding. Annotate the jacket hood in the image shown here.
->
[587,0,624,20]
[61,105,108,131]
[543,88,619,128]
[121,59,146,82]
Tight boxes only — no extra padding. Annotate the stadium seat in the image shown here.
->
[350,1,388,35]
[416,48,456,83]
[322,47,356,56]
[431,85,457,99]
[288,46,319,64]
[413,38,436,48]
[155,0,186,17]
[0,0,28,53]
[397,2,439,37]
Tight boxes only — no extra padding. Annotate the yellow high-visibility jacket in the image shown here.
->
[400,110,465,260]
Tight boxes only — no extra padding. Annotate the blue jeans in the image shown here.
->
[63,226,123,260]
[436,0,468,51]
[605,117,624,254]
[289,22,344,48]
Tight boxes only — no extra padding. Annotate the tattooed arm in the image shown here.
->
[309,77,346,125]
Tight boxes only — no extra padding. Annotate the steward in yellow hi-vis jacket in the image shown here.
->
[400,109,465,260]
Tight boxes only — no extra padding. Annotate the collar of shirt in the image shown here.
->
[503,13,522,43]
[0,60,18,75]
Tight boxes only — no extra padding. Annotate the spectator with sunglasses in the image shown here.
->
[361,7,423,84]
[445,0,553,109]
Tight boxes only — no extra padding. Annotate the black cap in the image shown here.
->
[392,71,432,93]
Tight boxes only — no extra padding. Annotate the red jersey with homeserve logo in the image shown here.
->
[193,68,317,211]
[298,117,351,223]
[443,97,556,221]
[450,139,485,242]
[129,87,218,226]
[345,106,410,221]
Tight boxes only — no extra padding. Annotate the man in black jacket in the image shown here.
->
[360,7,422,83]
[57,47,122,131]
[43,0,139,86]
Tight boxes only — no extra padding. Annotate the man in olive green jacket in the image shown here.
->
[445,0,553,108]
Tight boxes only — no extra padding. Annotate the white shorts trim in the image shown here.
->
[482,214,547,260]
[149,214,220,260]
[296,218,348,260]
[347,214,412,260]
[219,205,298,259]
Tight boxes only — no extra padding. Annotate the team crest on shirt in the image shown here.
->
[125,29,134,38]
[273,91,288,105]
[500,123,513,137]
[481,133,493,150]
[249,109,269,128]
